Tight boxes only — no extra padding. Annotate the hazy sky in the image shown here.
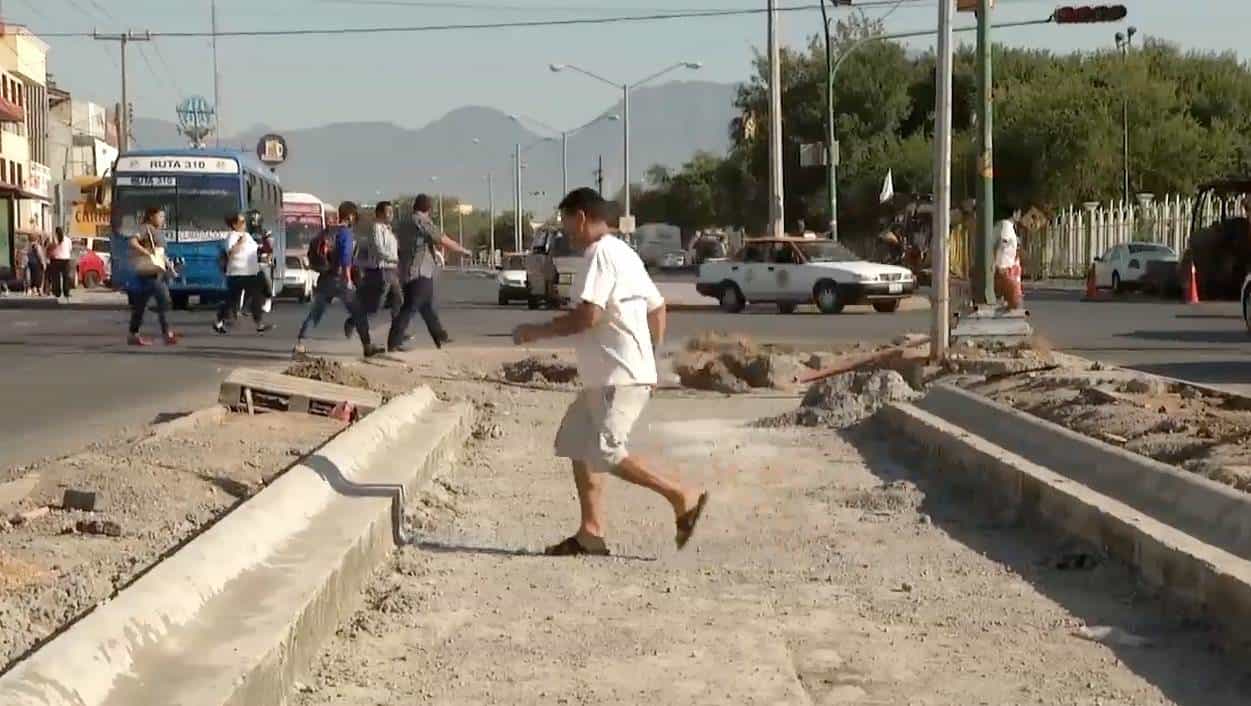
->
[12,0,1247,136]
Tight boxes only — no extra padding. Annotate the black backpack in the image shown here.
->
[307,229,333,274]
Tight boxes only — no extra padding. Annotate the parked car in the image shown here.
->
[496,254,529,305]
[660,251,688,270]
[280,255,318,303]
[1093,242,1179,293]
[76,250,109,289]
[697,238,916,314]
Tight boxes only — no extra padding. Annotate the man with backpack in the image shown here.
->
[294,201,359,356]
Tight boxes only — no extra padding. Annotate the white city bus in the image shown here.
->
[282,192,335,254]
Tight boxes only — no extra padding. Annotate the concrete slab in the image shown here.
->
[879,400,1251,655]
[219,368,383,416]
[0,387,472,706]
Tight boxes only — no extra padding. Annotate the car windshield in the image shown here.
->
[504,255,527,269]
[1128,243,1173,255]
[797,241,860,263]
[285,256,303,270]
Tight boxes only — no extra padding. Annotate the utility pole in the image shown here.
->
[766,0,786,238]
[1116,26,1137,204]
[94,31,151,153]
[622,83,631,220]
[932,0,955,361]
[513,142,522,252]
[595,155,604,196]
[821,2,838,241]
[212,0,222,146]
[974,0,994,306]
[487,173,495,262]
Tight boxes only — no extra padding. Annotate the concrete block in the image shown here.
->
[0,386,472,706]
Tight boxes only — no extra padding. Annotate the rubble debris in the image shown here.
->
[284,357,373,391]
[501,356,579,385]
[61,489,99,512]
[9,506,49,526]
[675,358,750,394]
[1072,625,1152,648]
[757,370,922,429]
[75,519,123,537]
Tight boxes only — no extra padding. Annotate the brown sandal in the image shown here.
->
[675,492,710,550]
[544,535,610,557]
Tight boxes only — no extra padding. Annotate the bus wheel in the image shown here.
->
[172,293,191,310]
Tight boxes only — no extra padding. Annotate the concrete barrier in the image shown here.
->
[915,383,1251,561]
[879,400,1251,653]
[0,386,472,706]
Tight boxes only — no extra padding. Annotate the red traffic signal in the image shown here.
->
[1054,5,1128,23]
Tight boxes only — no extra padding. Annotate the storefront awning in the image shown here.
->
[0,182,45,200]
[0,97,23,123]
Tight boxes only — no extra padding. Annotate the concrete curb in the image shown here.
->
[0,387,473,706]
[0,296,127,311]
[665,295,930,313]
[878,397,1251,653]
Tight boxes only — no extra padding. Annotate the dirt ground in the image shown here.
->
[290,350,1251,706]
[0,410,343,668]
[975,359,1251,492]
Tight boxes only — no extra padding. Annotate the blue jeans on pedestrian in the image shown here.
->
[297,276,355,341]
[128,275,171,336]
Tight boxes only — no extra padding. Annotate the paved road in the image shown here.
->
[1,274,1247,469]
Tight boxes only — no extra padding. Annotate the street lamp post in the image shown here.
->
[508,113,620,202]
[1115,26,1137,204]
[550,61,702,228]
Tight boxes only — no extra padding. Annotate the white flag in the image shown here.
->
[879,170,895,204]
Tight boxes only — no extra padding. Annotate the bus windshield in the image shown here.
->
[283,201,326,248]
[113,174,240,241]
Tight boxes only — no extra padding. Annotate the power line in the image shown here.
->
[29,3,944,39]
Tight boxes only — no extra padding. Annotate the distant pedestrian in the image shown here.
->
[511,187,708,556]
[48,227,73,300]
[126,207,177,346]
[214,212,272,335]
[994,206,1023,310]
[348,201,403,357]
[25,234,47,296]
[387,193,470,351]
[294,201,360,356]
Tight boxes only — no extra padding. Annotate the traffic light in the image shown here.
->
[1053,5,1128,23]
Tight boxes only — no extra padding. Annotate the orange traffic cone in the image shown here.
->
[1084,264,1098,300]
[1185,262,1201,304]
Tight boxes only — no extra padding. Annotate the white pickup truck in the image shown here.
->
[697,238,916,314]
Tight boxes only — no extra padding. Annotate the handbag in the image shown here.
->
[132,229,167,277]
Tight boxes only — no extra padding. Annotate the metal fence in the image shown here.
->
[1014,194,1240,280]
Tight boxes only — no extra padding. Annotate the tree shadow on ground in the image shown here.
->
[843,422,1251,705]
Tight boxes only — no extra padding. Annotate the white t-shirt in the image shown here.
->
[51,236,72,260]
[225,231,260,276]
[571,234,665,387]
[994,220,1019,270]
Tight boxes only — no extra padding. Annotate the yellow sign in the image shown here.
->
[957,0,994,11]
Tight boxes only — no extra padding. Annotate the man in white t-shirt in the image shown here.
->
[993,208,1022,310]
[513,188,708,556]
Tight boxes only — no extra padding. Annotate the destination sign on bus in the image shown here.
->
[116,156,240,174]
[116,176,176,187]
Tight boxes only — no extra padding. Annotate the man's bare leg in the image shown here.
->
[614,455,702,520]
[571,461,608,548]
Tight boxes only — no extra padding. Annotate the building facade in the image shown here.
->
[48,83,118,238]
[0,24,49,278]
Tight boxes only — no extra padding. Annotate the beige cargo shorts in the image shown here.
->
[554,385,652,472]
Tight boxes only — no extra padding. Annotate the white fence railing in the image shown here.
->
[1020,194,1224,279]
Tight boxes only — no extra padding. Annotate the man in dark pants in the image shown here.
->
[294,201,359,356]
[352,201,403,357]
[388,193,470,351]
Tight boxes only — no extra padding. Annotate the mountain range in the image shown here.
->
[132,80,738,214]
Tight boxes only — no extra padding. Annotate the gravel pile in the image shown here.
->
[758,370,922,429]
[285,357,373,390]
[502,356,580,385]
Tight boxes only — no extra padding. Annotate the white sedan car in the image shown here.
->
[697,238,916,314]
[1093,242,1178,293]
[280,255,318,303]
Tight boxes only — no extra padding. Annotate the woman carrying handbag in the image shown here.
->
[127,207,178,346]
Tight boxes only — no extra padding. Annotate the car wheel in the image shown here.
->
[718,283,745,313]
[873,300,901,313]
[1112,271,1122,294]
[814,282,844,315]
[777,302,797,315]
[82,271,101,289]
[527,295,540,310]
[498,292,509,306]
